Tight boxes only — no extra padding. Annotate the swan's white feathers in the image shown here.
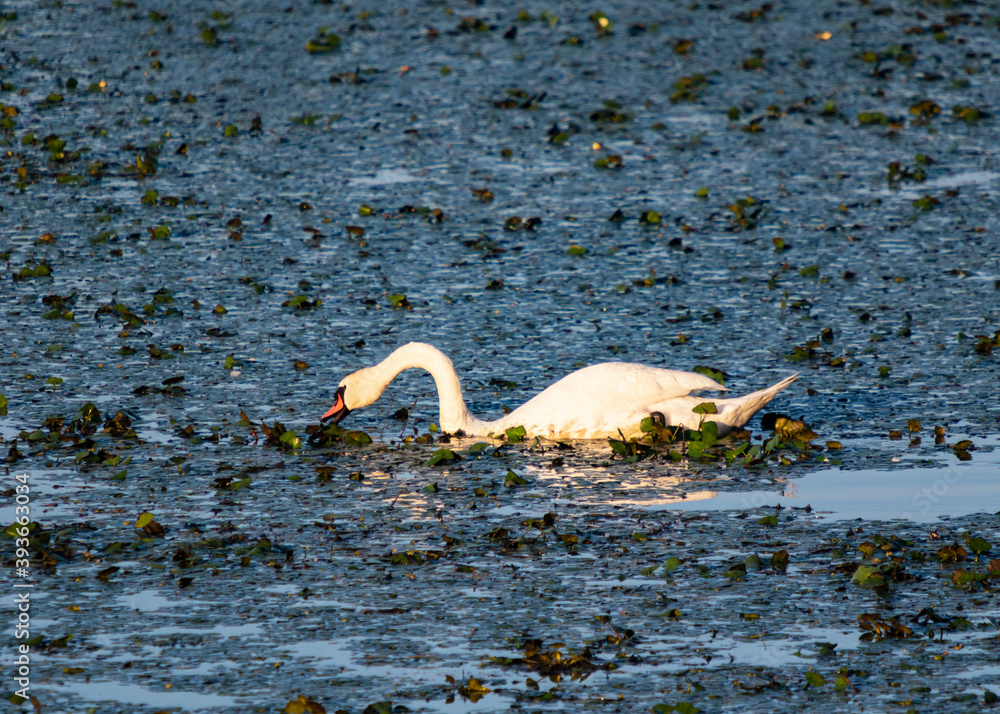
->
[491,362,728,438]
[328,342,796,441]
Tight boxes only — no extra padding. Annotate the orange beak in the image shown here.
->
[321,386,350,424]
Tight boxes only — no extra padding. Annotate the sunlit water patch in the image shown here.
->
[114,589,212,613]
[620,455,1000,522]
[574,435,1000,521]
[280,639,518,712]
[43,681,242,710]
[0,468,95,524]
[875,170,1000,199]
[638,626,863,673]
[347,168,410,186]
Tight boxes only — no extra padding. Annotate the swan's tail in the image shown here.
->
[719,374,798,429]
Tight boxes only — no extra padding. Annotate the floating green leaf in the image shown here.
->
[504,469,528,487]
[852,565,886,589]
[692,366,725,385]
[804,671,826,687]
[279,430,301,450]
[344,431,372,446]
[967,537,991,556]
[858,111,889,126]
[505,425,526,443]
[306,29,341,54]
[909,99,940,118]
[652,702,700,714]
[424,448,458,467]
[952,105,984,123]
[771,550,789,570]
[593,154,623,169]
[670,73,708,103]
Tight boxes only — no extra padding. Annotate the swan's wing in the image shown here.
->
[490,363,725,439]
[503,362,726,421]
[564,362,728,405]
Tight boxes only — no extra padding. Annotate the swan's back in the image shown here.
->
[540,362,725,403]
[498,362,727,438]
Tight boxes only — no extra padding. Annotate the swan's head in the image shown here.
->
[320,368,382,425]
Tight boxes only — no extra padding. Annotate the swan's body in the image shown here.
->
[322,342,797,440]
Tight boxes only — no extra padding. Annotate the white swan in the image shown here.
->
[321,342,797,440]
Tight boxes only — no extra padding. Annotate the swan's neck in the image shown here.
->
[374,343,486,433]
